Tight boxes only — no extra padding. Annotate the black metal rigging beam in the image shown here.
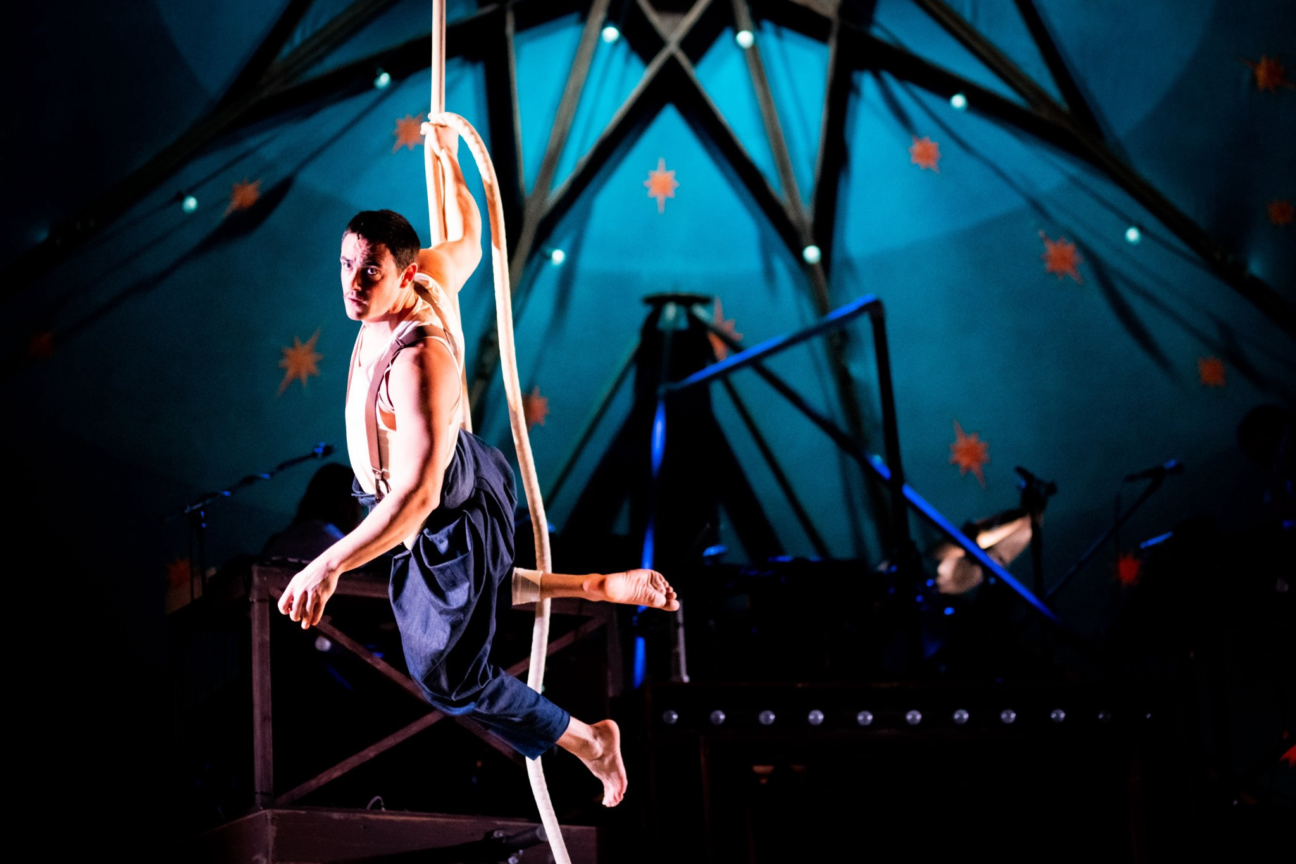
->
[909,0,1296,340]
[1010,0,1103,139]
[220,0,318,107]
[482,4,526,243]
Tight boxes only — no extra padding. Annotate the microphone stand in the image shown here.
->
[1044,466,1179,602]
[165,442,334,602]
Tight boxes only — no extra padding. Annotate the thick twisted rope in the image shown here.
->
[422,111,568,864]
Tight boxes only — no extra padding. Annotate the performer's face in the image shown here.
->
[339,232,413,321]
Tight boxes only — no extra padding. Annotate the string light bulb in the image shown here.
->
[802,244,822,265]
[374,69,391,89]
[181,194,198,214]
[550,248,566,266]
[950,92,968,111]
[736,29,755,49]
[1125,225,1142,244]
[602,25,620,43]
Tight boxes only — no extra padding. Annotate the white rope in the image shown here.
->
[422,110,569,864]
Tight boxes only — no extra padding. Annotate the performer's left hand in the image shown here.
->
[277,557,340,629]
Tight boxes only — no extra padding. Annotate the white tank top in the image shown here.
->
[345,278,464,503]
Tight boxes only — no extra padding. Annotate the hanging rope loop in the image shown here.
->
[421,109,567,864]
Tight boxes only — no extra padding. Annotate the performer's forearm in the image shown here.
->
[320,483,438,575]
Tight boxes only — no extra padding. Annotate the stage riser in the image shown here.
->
[174,808,601,863]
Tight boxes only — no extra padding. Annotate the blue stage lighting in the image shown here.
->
[943,606,955,616]
[633,635,647,687]
[950,92,968,111]
[736,29,754,49]
[602,25,620,43]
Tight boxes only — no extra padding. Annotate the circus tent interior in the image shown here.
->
[5,0,1293,860]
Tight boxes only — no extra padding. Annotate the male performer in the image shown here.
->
[277,124,678,807]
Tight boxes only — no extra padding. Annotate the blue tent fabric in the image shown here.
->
[5,0,1293,635]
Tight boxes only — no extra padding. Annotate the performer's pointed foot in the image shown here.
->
[561,719,627,807]
[593,569,680,611]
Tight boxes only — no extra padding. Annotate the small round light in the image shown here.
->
[374,70,391,89]
[759,710,776,726]
[906,710,922,726]
[807,710,824,726]
[857,710,874,727]
[1125,225,1141,244]
[662,710,678,725]
[550,248,566,266]
[1000,709,1017,724]
[601,25,620,43]
[314,635,333,653]
[943,607,955,616]
[953,709,969,725]
[1098,710,1112,723]
[1144,711,1153,721]
[802,244,822,265]
[710,709,726,725]
[181,195,199,214]
[950,92,968,111]
[735,29,754,49]
[1050,709,1066,723]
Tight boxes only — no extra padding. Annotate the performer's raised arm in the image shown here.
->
[418,123,481,295]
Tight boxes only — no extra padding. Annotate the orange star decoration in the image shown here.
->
[225,179,262,216]
[1040,231,1084,283]
[949,420,990,487]
[707,298,742,360]
[1242,55,1294,93]
[278,329,322,395]
[1116,553,1142,587]
[1198,356,1226,388]
[909,136,941,172]
[392,114,425,152]
[1268,199,1294,226]
[644,158,679,213]
[27,331,54,360]
[523,385,549,429]
[166,557,191,589]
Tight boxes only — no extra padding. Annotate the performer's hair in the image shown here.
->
[344,209,420,270]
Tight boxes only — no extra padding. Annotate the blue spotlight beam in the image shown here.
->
[687,302,1062,628]
[666,294,878,394]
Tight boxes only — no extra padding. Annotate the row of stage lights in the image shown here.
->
[601,25,756,49]
[166,29,1146,255]
[661,706,1142,727]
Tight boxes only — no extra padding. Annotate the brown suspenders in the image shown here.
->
[345,321,453,500]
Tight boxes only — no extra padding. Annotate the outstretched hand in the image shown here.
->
[277,556,340,629]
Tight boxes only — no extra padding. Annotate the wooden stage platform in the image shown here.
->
[173,806,599,863]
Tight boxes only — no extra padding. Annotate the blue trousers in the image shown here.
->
[363,432,570,759]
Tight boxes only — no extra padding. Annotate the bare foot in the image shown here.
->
[593,569,680,611]
[562,719,627,807]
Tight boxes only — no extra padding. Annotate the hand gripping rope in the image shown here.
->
[421,6,569,861]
